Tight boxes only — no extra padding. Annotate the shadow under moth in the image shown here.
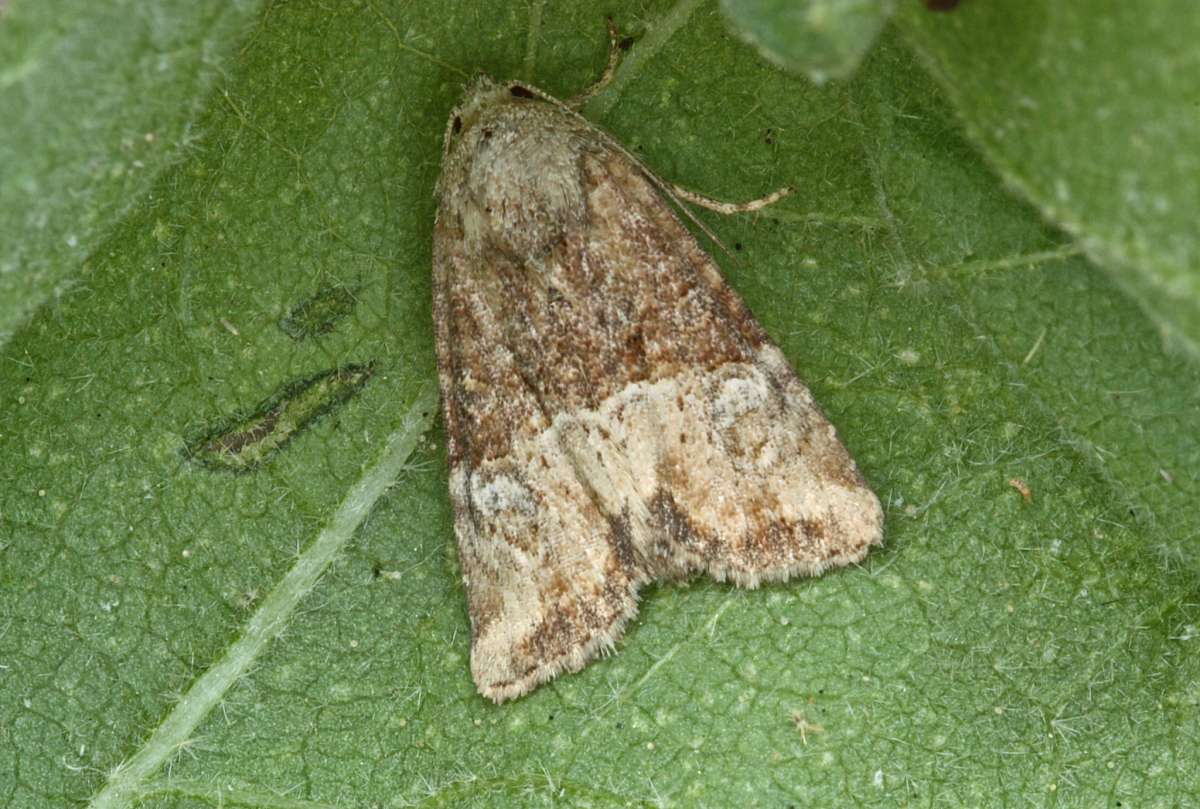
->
[432,26,884,703]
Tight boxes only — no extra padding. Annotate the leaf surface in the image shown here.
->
[0,2,1196,807]
[897,0,1200,357]
[0,0,261,343]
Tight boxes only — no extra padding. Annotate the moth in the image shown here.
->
[432,26,883,703]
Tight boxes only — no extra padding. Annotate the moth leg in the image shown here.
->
[667,182,795,214]
[567,17,623,109]
[650,178,795,261]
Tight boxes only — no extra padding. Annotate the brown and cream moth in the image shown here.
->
[431,28,883,703]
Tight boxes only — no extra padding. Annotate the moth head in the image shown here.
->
[441,74,551,159]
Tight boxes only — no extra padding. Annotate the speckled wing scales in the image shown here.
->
[573,152,885,588]
[432,77,883,703]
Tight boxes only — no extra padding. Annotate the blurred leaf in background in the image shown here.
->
[719,0,894,83]
[897,1,1200,358]
[0,0,261,344]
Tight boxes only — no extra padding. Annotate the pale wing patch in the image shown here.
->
[457,350,882,702]
[540,349,883,587]
[469,472,536,517]
[452,449,646,703]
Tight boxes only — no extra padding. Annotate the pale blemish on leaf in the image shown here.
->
[279,284,358,340]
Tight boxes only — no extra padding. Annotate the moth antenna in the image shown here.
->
[667,183,795,215]
[567,17,623,109]
[549,21,791,260]
[654,181,795,263]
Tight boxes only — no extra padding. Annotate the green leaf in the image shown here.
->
[0,0,262,345]
[2,1,1197,807]
[718,0,893,83]
[896,0,1200,358]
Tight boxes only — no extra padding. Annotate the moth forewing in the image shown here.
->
[432,71,882,704]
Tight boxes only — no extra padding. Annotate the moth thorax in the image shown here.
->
[463,121,588,257]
